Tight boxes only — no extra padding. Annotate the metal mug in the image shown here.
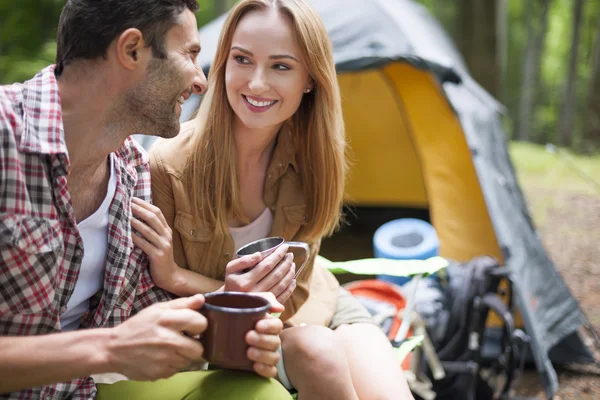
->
[199,292,271,371]
[235,237,310,278]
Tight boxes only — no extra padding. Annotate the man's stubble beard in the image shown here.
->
[120,56,185,139]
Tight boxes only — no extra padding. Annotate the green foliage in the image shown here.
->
[0,0,227,84]
[1,0,599,151]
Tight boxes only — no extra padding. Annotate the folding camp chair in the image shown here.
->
[320,255,526,400]
[319,256,448,398]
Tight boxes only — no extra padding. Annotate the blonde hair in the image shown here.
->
[189,0,346,242]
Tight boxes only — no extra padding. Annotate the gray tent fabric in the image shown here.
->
[134,0,594,397]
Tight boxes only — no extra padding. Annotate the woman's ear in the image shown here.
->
[304,81,315,93]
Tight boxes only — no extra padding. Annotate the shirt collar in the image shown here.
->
[19,65,68,155]
[269,125,299,176]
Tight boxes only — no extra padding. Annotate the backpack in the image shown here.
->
[416,256,519,400]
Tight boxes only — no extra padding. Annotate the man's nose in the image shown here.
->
[192,66,208,95]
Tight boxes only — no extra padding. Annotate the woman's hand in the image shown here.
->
[224,245,297,304]
[130,197,180,290]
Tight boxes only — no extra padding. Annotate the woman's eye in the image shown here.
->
[234,55,249,64]
[274,63,291,71]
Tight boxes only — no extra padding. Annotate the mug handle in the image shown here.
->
[286,241,310,278]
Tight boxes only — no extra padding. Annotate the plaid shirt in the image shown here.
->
[0,66,172,399]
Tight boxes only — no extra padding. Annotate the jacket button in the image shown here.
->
[190,229,195,236]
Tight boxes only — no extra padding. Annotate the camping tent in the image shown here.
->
[137,0,594,397]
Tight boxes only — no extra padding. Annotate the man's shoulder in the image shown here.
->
[0,82,24,129]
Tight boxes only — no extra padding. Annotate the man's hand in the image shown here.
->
[225,245,297,304]
[106,295,207,381]
[245,308,284,379]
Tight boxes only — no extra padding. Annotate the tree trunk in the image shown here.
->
[517,0,551,142]
[516,0,536,141]
[582,10,600,152]
[455,0,499,97]
[215,0,228,16]
[558,0,585,147]
[496,0,508,104]
[532,0,552,142]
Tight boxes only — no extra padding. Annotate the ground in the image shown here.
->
[509,142,600,399]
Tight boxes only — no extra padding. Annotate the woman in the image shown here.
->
[132,0,413,399]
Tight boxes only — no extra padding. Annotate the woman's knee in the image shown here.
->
[281,325,346,372]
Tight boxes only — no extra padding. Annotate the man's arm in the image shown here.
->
[0,329,112,394]
[0,295,207,394]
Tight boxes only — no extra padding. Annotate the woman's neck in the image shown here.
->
[233,121,281,169]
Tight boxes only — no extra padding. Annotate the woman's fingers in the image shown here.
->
[132,197,169,227]
[225,253,262,275]
[275,270,297,305]
[250,245,289,284]
[132,231,155,254]
[131,216,162,248]
[131,198,171,239]
[255,253,294,294]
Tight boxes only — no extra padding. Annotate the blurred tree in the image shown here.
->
[516,0,551,142]
[582,10,600,152]
[215,0,228,16]
[455,0,500,97]
[557,0,585,147]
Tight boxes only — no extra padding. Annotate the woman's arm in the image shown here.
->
[138,151,223,296]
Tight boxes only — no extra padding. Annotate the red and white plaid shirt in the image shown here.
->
[0,66,172,399]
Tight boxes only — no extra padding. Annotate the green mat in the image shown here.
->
[318,255,448,277]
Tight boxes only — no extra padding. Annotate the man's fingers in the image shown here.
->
[252,316,284,336]
[250,292,284,313]
[158,308,208,336]
[157,294,205,311]
[167,353,194,370]
[173,337,205,362]
[252,362,278,379]
[247,346,280,367]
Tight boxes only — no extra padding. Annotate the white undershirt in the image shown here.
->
[60,154,117,332]
[229,208,274,253]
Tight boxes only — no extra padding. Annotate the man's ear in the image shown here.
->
[115,28,147,70]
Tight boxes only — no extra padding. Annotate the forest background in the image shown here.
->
[1,0,599,153]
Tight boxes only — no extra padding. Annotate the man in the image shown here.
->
[0,1,289,399]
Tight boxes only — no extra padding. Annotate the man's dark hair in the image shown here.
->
[55,0,199,76]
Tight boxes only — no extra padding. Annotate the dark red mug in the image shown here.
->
[199,292,271,371]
